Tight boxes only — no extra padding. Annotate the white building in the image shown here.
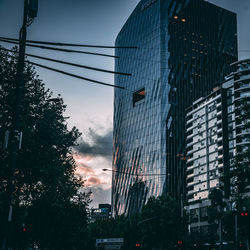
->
[185,58,250,235]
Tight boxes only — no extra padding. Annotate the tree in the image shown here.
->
[206,189,226,245]
[227,99,250,197]
[218,98,250,247]
[88,215,128,249]
[0,47,91,249]
[138,195,187,250]
[88,194,187,250]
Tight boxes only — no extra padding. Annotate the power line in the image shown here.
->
[29,61,125,89]
[238,50,250,53]
[0,38,118,58]
[2,50,125,89]
[0,36,138,49]
[0,47,131,76]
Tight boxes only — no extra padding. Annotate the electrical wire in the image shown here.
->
[1,50,125,90]
[238,50,250,53]
[29,61,125,89]
[0,36,137,49]
[0,38,118,58]
[0,47,131,76]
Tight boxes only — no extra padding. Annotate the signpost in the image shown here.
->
[96,238,124,250]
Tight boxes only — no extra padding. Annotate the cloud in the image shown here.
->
[73,127,113,207]
[85,176,108,187]
[81,185,112,208]
[75,128,113,160]
[75,162,95,176]
[73,153,111,189]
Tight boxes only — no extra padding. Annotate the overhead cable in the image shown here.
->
[0,47,131,76]
[1,49,125,89]
[30,61,125,89]
[0,36,137,49]
[0,38,118,58]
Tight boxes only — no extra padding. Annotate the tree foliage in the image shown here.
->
[89,194,188,250]
[139,195,187,249]
[0,47,91,249]
[217,97,250,246]
[227,99,250,196]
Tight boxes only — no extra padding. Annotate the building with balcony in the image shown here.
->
[185,58,250,236]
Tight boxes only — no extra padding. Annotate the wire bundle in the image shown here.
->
[0,36,137,89]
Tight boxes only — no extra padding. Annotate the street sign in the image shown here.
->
[96,238,124,244]
[96,238,124,249]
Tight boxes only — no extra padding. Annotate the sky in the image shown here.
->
[0,0,250,207]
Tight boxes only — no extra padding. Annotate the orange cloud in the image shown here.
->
[75,163,95,176]
[73,148,112,195]
[85,177,108,187]
[74,153,93,163]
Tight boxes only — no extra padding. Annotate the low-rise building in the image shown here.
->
[90,204,111,223]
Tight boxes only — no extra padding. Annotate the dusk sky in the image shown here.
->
[0,0,250,207]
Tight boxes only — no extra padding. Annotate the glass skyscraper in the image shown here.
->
[112,0,238,216]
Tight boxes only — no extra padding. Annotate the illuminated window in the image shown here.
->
[181,18,186,22]
[133,88,145,107]
[174,15,178,19]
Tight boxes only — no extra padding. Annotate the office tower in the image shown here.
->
[185,58,250,236]
[112,0,238,216]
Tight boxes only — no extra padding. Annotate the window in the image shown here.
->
[133,88,145,107]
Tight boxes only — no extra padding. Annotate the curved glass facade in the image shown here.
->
[112,0,238,216]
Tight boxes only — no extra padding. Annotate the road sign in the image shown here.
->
[96,238,124,249]
[96,238,124,244]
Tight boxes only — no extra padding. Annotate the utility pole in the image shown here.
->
[2,1,38,249]
[219,219,222,250]
[235,214,238,250]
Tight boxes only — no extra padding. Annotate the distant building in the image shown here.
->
[185,58,250,236]
[90,204,111,223]
[113,0,238,216]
